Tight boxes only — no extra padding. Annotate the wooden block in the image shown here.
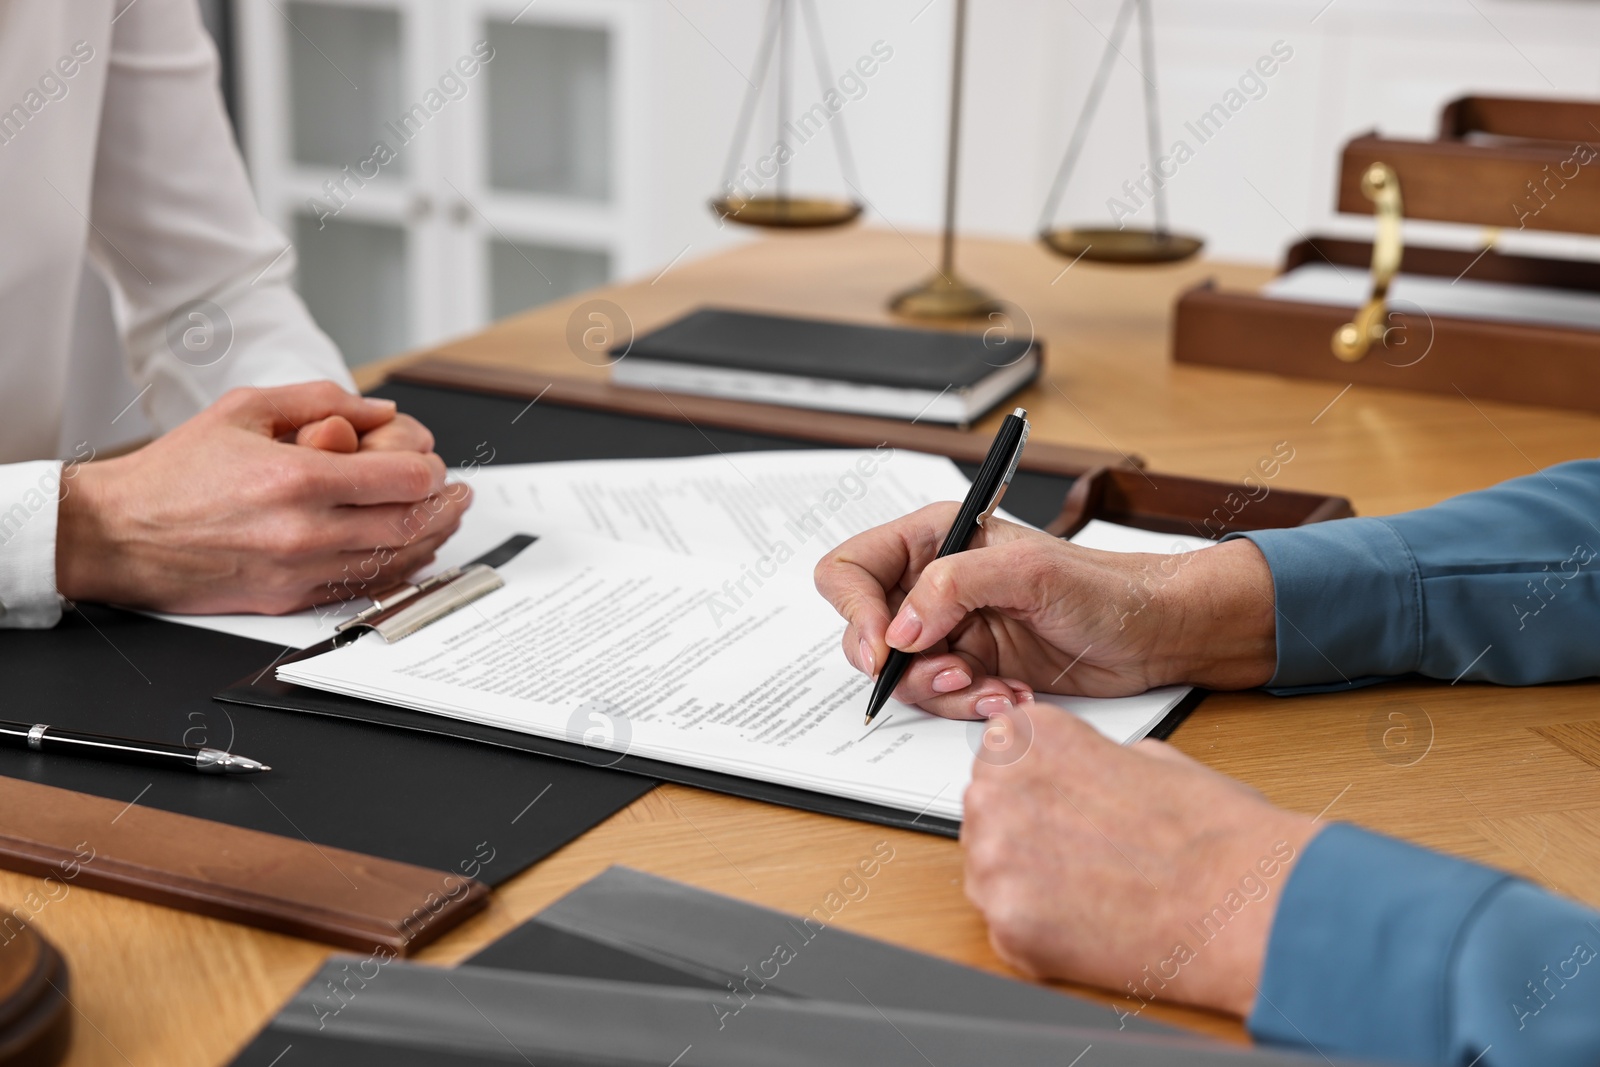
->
[0,925,70,1066]
[0,777,486,957]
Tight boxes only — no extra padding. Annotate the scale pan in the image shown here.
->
[1040,227,1203,264]
[710,196,863,230]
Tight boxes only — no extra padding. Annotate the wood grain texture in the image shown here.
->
[18,229,1600,1066]
[0,777,486,957]
[1339,132,1600,234]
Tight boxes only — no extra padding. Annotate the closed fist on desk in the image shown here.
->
[962,702,1317,1018]
[813,502,1279,720]
[56,382,470,615]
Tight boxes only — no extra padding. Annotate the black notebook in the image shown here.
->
[610,307,1041,425]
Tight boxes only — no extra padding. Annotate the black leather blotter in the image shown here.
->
[229,869,1369,1066]
[216,670,963,839]
[610,307,1042,425]
[213,380,1198,838]
[0,603,651,886]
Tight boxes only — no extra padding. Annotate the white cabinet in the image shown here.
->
[236,0,652,367]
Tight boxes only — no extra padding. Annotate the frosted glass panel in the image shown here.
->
[490,240,610,319]
[293,214,409,367]
[485,20,610,199]
[288,2,406,176]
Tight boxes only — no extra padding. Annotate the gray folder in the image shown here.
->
[466,865,1164,1033]
[232,867,1388,1066]
[234,958,1370,1067]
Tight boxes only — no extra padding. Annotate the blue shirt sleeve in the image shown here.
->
[1226,459,1600,690]
[1250,823,1600,1066]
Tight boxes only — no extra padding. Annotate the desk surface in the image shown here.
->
[17,229,1600,1064]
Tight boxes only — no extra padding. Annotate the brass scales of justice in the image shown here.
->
[709,0,1204,321]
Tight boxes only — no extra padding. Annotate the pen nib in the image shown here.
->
[222,755,270,774]
[863,715,872,726]
[196,749,271,774]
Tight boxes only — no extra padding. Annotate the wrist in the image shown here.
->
[1206,812,1322,1018]
[1164,539,1277,690]
[56,460,121,603]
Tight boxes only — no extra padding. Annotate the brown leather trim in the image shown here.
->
[386,358,1142,475]
[0,777,485,956]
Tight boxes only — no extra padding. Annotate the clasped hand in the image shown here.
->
[57,382,470,614]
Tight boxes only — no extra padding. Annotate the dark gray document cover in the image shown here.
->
[465,864,1163,1034]
[231,957,1373,1067]
[232,868,1389,1066]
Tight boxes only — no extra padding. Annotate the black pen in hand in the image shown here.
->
[863,407,1031,725]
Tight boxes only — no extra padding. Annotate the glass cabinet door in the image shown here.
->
[286,2,407,176]
[243,0,446,367]
[239,0,644,355]
[293,214,411,367]
[484,19,611,201]
[488,239,610,322]
[438,0,637,331]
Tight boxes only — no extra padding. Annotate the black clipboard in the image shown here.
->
[214,379,1203,838]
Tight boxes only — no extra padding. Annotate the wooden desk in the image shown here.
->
[16,229,1600,1064]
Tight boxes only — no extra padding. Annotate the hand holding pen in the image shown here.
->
[817,406,1255,721]
[858,409,1031,724]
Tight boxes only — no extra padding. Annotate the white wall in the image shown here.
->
[637,0,1600,277]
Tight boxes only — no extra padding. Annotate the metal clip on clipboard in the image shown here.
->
[332,534,537,647]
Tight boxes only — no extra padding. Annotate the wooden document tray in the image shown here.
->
[1176,95,1600,412]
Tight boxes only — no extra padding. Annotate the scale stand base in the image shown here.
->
[889,271,1002,320]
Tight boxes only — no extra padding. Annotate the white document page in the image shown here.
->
[1069,518,1213,554]
[278,535,1192,822]
[462,448,980,565]
[147,448,980,649]
[1263,262,1600,333]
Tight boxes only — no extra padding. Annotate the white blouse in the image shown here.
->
[0,0,352,627]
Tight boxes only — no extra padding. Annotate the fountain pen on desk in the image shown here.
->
[0,718,271,774]
[863,407,1032,725]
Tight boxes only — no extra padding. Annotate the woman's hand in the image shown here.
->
[814,502,1278,720]
[963,702,1319,1018]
